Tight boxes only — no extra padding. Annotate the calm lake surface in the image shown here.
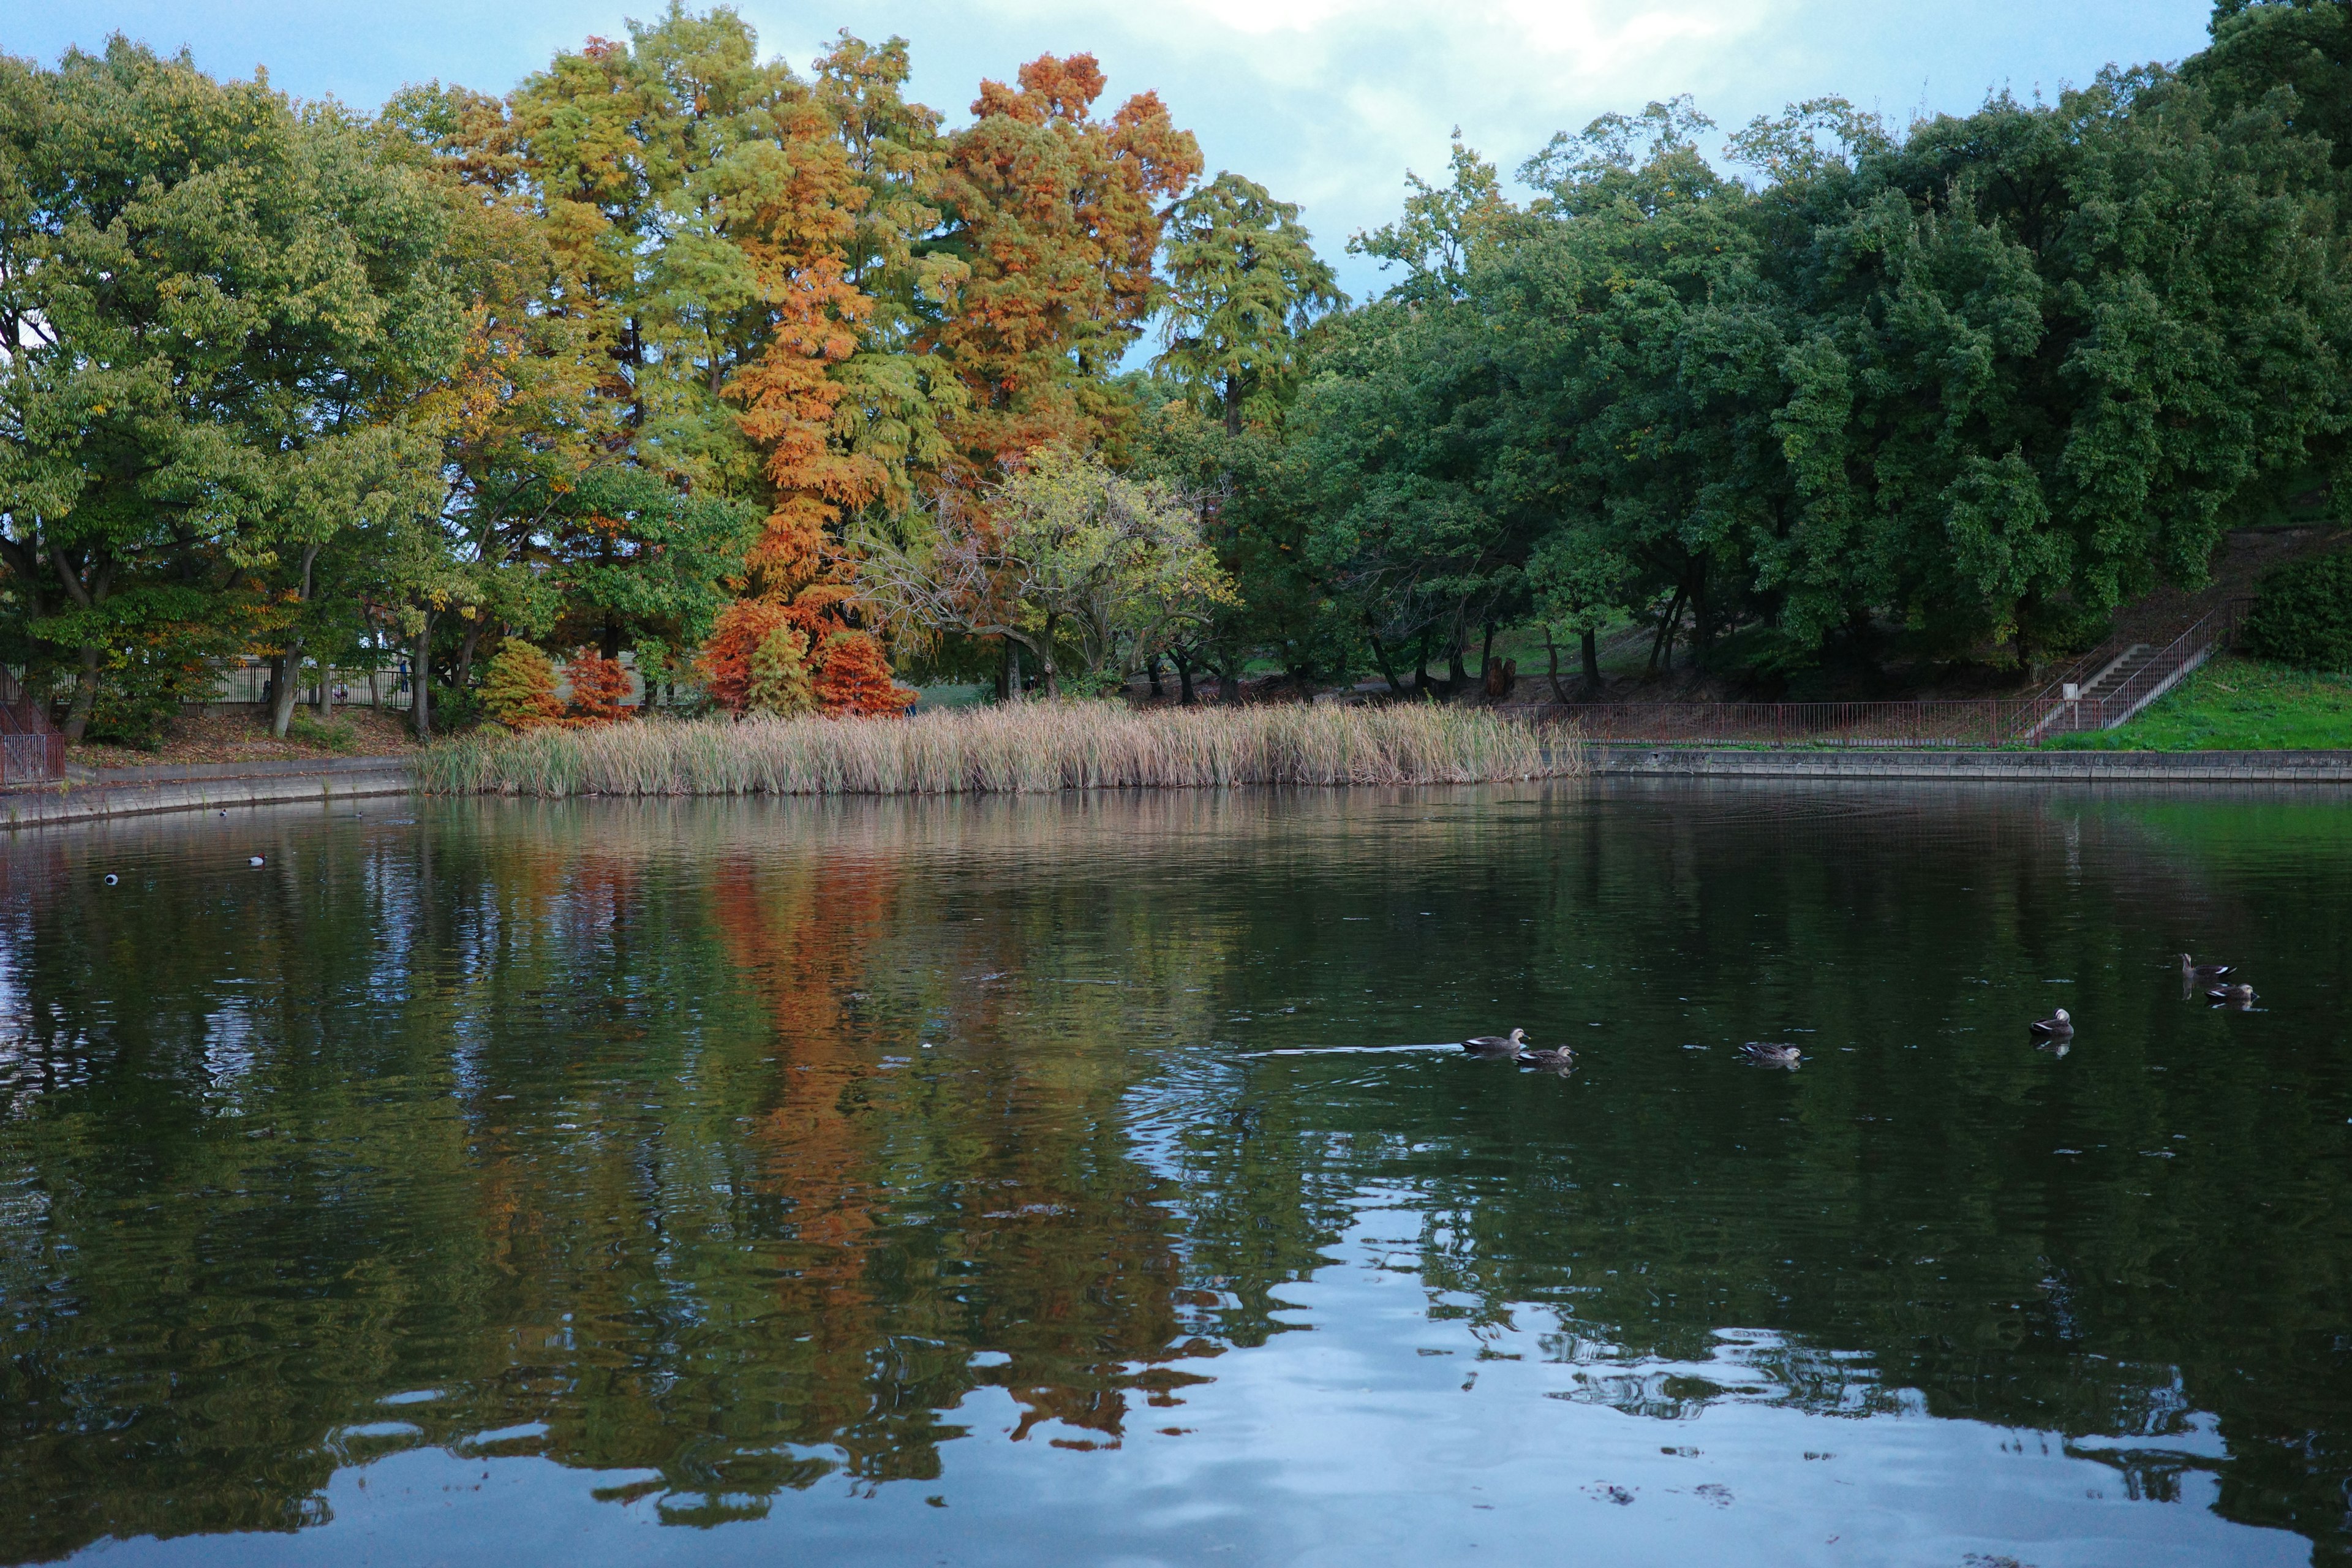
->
[2,783,2350,1567]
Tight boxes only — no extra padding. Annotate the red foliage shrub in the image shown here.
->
[565,651,633,725]
[811,630,917,717]
[696,600,800,716]
[698,601,912,718]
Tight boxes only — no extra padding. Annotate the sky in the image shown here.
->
[6,0,2217,301]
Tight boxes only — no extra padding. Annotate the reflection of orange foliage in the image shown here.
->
[564,652,631,725]
[698,603,914,717]
[709,854,897,1306]
[703,845,1197,1460]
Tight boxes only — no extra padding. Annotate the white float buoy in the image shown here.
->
[104,873,118,886]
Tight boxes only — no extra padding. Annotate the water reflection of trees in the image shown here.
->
[1,786,2348,1561]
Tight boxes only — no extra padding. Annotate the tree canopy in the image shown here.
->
[7,2,2351,739]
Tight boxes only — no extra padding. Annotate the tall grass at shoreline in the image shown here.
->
[415,702,1578,796]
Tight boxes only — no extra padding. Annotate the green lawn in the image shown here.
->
[2041,655,2352,750]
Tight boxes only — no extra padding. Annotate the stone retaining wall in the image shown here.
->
[2,763,412,831]
[1594,746,2352,783]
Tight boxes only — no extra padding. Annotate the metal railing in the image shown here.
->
[0,668,66,786]
[1553,598,2251,749]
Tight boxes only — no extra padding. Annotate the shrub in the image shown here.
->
[287,710,358,753]
[429,684,483,731]
[810,629,916,716]
[696,600,797,715]
[745,625,816,718]
[87,614,238,750]
[565,651,632,725]
[2239,549,2352,672]
[480,641,565,731]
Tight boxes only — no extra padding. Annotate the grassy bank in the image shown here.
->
[2043,656,2352,751]
[417,701,1575,796]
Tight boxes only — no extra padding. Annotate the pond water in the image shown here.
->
[2,783,2350,1567]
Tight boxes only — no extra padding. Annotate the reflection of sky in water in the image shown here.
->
[93,1196,2306,1567]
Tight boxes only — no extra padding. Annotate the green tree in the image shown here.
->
[0,40,459,740]
[1157,173,1344,435]
[859,443,1233,696]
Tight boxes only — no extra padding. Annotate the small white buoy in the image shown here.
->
[920,1041,934,1049]
[104,873,118,886]
[248,856,265,867]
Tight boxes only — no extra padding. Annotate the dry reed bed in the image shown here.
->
[416,703,1580,796]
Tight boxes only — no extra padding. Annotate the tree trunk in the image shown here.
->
[1412,627,1434,697]
[1446,620,1469,694]
[270,644,303,738]
[600,616,620,660]
[1036,616,1059,699]
[1479,619,1498,682]
[1543,627,1569,704]
[455,617,489,694]
[1172,649,1196,706]
[1368,631,1404,695]
[368,665,381,709]
[317,655,336,719]
[1581,627,1602,696]
[1147,655,1164,698]
[1647,584,1688,678]
[37,543,113,742]
[1218,655,1240,705]
[411,622,434,740]
[62,643,100,742]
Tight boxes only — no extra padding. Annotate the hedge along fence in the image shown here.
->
[415,701,1580,797]
[2238,547,2352,673]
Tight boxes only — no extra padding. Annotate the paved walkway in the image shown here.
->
[4,758,413,831]
[1593,746,2352,783]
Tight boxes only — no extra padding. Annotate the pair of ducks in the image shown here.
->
[1464,1028,1798,1071]
[2182,952,2256,1008]
[2029,952,2258,1042]
[1461,1028,1575,1069]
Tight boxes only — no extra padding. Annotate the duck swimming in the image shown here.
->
[1739,1042,1802,1069]
[1462,1028,1526,1054]
[2179,954,2236,983]
[2029,1008,2075,1038]
[1517,1044,1576,1069]
[2208,982,2255,1008]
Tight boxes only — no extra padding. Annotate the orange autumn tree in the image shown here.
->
[696,36,945,718]
[930,55,1203,470]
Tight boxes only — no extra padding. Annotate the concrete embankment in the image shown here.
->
[2,757,413,831]
[1593,746,2352,783]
